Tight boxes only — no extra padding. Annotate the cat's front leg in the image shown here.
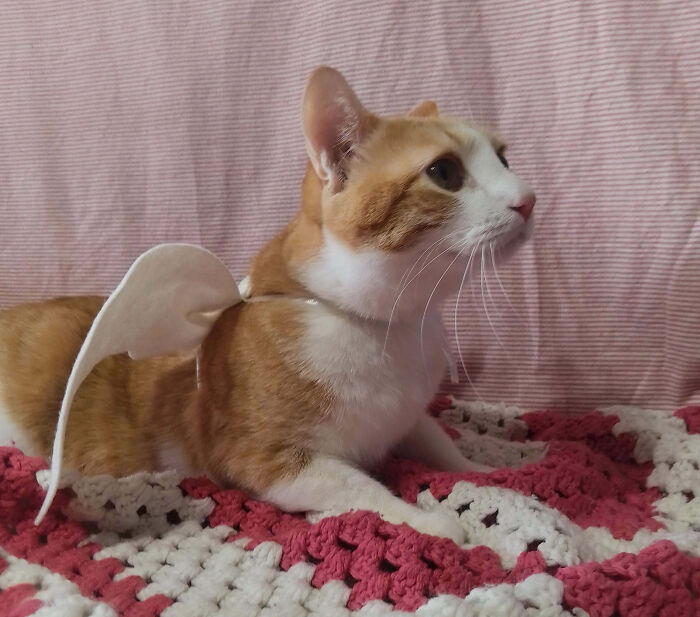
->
[394,412,494,473]
[261,454,466,544]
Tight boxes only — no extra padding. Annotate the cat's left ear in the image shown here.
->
[302,66,376,193]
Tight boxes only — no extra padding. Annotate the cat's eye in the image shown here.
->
[497,149,509,169]
[426,155,464,192]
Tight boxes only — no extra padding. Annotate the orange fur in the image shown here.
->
[0,296,327,492]
[0,297,172,474]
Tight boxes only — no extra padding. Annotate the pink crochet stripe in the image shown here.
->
[675,405,700,434]
[0,584,41,617]
[0,448,172,617]
[384,410,662,540]
[181,478,541,611]
[0,557,42,617]
[557,541,700,617]
[523,410,639,462]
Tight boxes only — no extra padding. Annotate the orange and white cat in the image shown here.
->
[0,67,534,543]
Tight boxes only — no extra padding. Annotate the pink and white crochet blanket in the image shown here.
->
[1,398,699,617]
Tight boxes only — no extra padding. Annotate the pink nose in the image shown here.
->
[511,193,536,221]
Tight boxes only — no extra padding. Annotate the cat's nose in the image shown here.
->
[510,193,536,221]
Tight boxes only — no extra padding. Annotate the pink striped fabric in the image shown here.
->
[0,1,698,411]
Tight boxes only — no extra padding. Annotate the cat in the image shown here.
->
[0,66,535,543]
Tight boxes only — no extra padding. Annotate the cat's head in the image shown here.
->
[294,67,536,321]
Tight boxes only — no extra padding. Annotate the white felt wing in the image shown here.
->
[35,243,241,524]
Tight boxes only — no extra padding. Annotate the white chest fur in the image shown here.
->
[297,301,447,466]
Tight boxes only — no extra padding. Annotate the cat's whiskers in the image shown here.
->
[418,230,466,273]
[484,246,515,360]
[382,234,465,355]
[419,239,469,382]
[482,244,506,328]
[396,231,461,295]
[490,240,538,351]
[480,245,507,351]
[454,243,483,400]
[489,241,516,313]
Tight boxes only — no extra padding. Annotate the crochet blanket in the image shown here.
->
[1,398,698,617]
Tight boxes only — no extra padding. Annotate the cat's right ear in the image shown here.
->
[302,67,375,193]
[408,100,439,118]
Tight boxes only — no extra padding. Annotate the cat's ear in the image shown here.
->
[408,100,439,118]
[302,66,375,193]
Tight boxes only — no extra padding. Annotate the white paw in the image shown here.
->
[410,510,466,545]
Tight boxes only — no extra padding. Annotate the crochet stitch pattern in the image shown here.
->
[1,398,698,616]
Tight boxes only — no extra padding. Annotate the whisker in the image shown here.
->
[383,235,465,354]
[492,241,538,352]
[482,243,504,323]
[454,243,483,400]
[392,249,438,325]
[420,240,468,382]
[398,230,461,291]
[480,245,507,350]
[440,325,459,385]
[397,236,441,292]
[490,242,516,312]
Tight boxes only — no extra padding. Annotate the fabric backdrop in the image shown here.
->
[1,1,698,412]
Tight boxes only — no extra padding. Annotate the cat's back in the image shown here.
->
[0,296,104,453]
[0,296,104,386]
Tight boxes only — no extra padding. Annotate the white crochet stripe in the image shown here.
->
[445,407,548,469]
[417,574,572,617]
[155,539,317,617]
[153,542,574,617]
[34,468,215,541]
[606,404,700,533]
[437,401,700,566]
[419,481,699,570]
[0,548,117,617]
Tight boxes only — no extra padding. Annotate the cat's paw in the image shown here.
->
[410,510,466,545]
[463,461,496,473]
